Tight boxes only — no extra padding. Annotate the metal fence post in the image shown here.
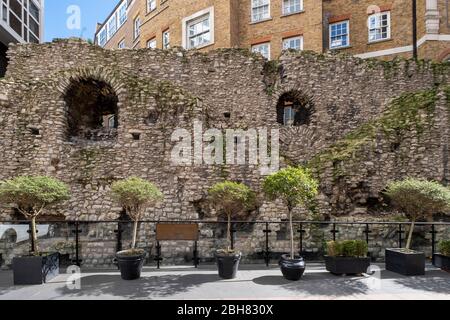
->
[363,223,371,245]
[155,241,162,269]
[331,223,339,241]
[72,222,82,267]
[430,224,437,264]
[397,224,404,248]
[27,222,37,254]
[298,223,305,256]
[114,221,123,253]
[263,222,272,267]
[231,226,236,250]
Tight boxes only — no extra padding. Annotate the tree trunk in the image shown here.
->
[405,218,416,250]
[227,213,232,252]
[289,208,295,259]
[131,218,139,249]
[30,216,38,254]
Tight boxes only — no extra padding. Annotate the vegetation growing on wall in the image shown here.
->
[308,89,439,175]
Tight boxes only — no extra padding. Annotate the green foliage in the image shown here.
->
[308,89,438,174]
[263,166,319,210]
[0,176,70,216]
[208,181,256,218]
[384,178,450,220]
[326,240,368,258]
[111,177,163,218]
[438,240,450,257]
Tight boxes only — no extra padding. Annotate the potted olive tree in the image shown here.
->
[263,166,319,281]
[384,178,450,276]
[434,240,450,271]
[0,176,70,285]
[208,181,256,279]
[111,177,163,280]
[325,240,370,275]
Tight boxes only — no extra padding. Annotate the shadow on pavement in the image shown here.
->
[252,271,370,296]
[388,270,450,294]
[57,273,220,299]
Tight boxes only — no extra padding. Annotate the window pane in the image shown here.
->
[10,0,21,19]
[29,16,39,37]
[9,11,22,37]
[29,1,39,22]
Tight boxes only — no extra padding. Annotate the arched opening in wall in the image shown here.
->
[276,91,314,126]
[64,78,119,141]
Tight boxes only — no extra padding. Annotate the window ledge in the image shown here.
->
[330,45,352,50]
[146,8,157,16]
[368,38,392,45]
[249,17,273,25]
[187,42,215,51]
[281,10,305,18]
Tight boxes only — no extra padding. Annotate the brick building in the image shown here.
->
[95,0,449,61]
[0,0,44,76]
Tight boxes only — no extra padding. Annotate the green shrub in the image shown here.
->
[385,178,450,250]
[438,240,450,257]
[111,177,163,250]
[208,181,256,253]
[0,176,70,254]
[263,166,319,259]
[327,240,368,258]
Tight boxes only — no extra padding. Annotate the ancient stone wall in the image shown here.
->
[0,39,449,266]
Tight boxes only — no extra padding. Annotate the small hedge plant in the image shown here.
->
[385,178,450,250]
[438,240,450,257]
[208,181,256,254]
[0,175,70,254]
[111,177,163,252]
[327,240,368,258]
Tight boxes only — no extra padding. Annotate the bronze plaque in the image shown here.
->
[156,224,199,241]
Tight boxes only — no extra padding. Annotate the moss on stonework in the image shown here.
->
[263,60,281,95]
[308,88,438,174]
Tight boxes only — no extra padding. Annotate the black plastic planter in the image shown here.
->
[325,256,370,275]
[116,250,146,280]
[13,253,59,285]
[279,254,305,281]
[385,248,425,276]
[216,251,241,279]
[433,254,450,271]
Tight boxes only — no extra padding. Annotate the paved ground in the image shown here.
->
[0,263,449,300]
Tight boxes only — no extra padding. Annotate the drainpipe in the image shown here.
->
[412,0,418,60]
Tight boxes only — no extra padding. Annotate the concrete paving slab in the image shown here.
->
[0,263,449,300]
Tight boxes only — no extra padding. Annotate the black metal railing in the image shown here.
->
[0,219,449,268]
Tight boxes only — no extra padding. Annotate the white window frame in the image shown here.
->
[283,36,303,51]
[182,7,215,49]
[134,16,141,39]
[163,30,170,49]
[107,15,117,40]
[108,115,116,129]
[329,20,350,49]
[147,38,157,48]
[283,106,296,126]
[118,2,127,27]
[118,39,126,49]
[368,11,391,43]
[252,42,271,60]
[282,0,303,16]
[99,28,107,47]
[251,0,270,23]
[147,0,156,13]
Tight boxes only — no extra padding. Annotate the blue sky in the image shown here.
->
[44,0,119,42]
